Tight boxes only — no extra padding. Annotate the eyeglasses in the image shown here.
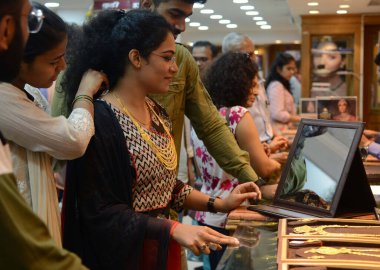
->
[28,8,44,34]
[151,52,177,66]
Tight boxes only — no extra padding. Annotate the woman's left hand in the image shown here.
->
[217,182,261,212]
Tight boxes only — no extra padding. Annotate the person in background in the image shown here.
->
[0,2,106,246]
[61,10,260,270]
[0,0,89,268]
[191,52,281,269]
[192,40,218,79]
[266,52,301,133]
[290,59,301,109]
[222,32,288,163]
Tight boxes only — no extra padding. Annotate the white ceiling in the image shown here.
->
[35,0,380,45]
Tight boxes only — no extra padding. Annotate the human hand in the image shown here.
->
[270,152,288,165]
[0,133,12,174]
[363,129,379,140]
[360,134,373,148]
[269,136,289,153]
[172,223,239,256]
[219,182,261,212]
[260,184,278,200]
[77,69,109,97]
[262,143,271,157]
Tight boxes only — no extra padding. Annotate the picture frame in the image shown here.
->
[299,97,317,119]
[316,96,358,121]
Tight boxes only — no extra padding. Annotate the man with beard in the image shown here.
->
[0,0,87,268]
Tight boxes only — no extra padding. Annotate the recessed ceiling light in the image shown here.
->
[256,21,267,25]
[337,10,348,14]
[260,25,271,30]
[246,11,259,16]
[339,4,350,8]
[253,17,263,21]
[240,5,254,10]
[200,9,214,14]
[307,2,319,6]
[44,2,60,8]
[233,0,248,3]
[198,26,209,30]
[219,19,231,24]
[226,24,238,28]
[309,10,320,14]
[189,22,201,27]
[275,40,282,44]
[185,18,190,22]
[210,14,223,19]
[193,3,204,8]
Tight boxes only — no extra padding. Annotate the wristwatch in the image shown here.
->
[360,144,370,160]
[255,177,267,187]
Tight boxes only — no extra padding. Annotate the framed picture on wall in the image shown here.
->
[316,96,357,122]
[310,35,354,98]
[300,98,317,119]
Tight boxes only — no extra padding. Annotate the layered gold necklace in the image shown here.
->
[293,224,380,237]
[112,92,177,171]
[305,246,380,259]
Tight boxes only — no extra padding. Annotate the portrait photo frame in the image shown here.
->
[316,96,358,122]
[300,98,317,119]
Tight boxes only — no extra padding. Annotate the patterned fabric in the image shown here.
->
[191,106,247,228]
[110,98,192,214]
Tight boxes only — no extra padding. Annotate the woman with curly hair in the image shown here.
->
[191,52,281,269]
[266,52,301,133]
[61,10,260,270]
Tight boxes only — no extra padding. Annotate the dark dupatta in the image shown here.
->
[62,100,171,270]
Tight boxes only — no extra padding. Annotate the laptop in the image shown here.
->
[248,119,376,219]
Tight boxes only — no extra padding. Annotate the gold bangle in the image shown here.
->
[72,95,93,107]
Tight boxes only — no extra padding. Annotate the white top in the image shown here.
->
[267,81,296,133]
[247,84,274,143]
[0,82,94,246]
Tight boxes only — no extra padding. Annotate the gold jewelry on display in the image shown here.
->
[293,224,380,237]
[305,246,380,259]
[112,92,177,170]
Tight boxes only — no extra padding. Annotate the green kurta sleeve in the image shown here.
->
[0,173,87,270]
[150,44,258,183]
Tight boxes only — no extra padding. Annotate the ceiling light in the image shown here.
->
[309,10,320,14]
[219,19,231,24]
[189,22,201,27]
[256,21,267,25]
[210,14,222,19]
[253,17,263,21]
[226,24,238,28]
[307,2,319,6]
[185,18,190,22]
[240,5,255,10]
[260,25,271,30]
[198,26,209,30]
[275,40,282,44]
[200,9,214,14]
[246,11,259,16]
[337,10,348,14]
[44,2,60,8]
[193,3,204,8]
[233,0,248,3]
[339,4,350,8]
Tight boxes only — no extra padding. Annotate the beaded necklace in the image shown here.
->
[113,92,177,171]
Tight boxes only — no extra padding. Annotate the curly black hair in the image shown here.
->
[204,52,258,109]
[264,52,295,93]
[61,9,172,109]
[152,0,207,5]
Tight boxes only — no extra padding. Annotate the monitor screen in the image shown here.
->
[275,119,364,216]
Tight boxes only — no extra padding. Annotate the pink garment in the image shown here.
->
[190,106,246,228]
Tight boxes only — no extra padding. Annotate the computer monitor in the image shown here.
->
[272,119,375,217]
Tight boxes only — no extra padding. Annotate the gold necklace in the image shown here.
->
[293,224,380,237]
[112,92,177,170]
[305,246,380,259]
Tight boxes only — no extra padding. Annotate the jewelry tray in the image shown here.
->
[277,218,380,270]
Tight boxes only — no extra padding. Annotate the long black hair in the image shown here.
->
[61,9,173,109]
[265,52,295,93]
[23,2,67,63]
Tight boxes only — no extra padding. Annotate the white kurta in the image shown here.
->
[0,82,94,246]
